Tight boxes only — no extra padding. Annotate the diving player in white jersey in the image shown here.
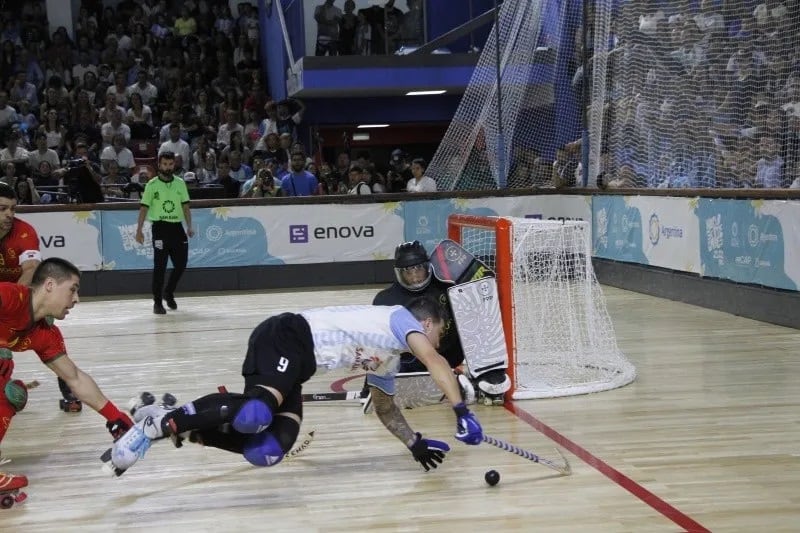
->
[107,297,483,474]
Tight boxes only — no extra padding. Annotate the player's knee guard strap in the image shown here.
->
[243,432,285,467]
[232,399,274,434]
[4,379,28,412]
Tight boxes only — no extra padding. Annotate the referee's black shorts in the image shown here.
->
[242,313,317,418]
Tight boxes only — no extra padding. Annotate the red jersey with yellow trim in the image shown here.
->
[0,218,40,283]
[0,283,66,364]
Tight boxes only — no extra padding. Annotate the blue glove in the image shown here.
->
[453,403,483,445]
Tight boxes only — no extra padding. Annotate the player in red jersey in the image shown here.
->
[0,257,133,505]
[0,182,83,412]
[0,183,40,287]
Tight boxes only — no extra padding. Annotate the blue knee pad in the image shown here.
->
[232,399,273,434]
[243,432,285,467]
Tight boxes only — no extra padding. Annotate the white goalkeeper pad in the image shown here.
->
[447,277,508,380]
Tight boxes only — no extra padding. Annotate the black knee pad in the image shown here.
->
[270,415,301,453]
[244,385,280,413]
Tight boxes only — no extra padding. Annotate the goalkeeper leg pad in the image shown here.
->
[447,278,509,380]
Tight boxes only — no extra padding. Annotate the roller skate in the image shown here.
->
[58,377,82,412]
[100,415,165,477]
[0,472,28,509]
[127,392,178,421]
[59,393,82,412]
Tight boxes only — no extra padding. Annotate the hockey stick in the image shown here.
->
[483,434,572,476]
[302,391,361,402]
[285,430,315,460]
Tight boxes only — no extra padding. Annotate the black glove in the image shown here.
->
[106,414,134,441]
[408,432,451,471]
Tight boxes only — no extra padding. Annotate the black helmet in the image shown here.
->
[394,241,432,291]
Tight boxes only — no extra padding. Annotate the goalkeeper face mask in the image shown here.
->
[395,262,432,292]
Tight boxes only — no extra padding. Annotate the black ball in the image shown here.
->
[484,469,500,486]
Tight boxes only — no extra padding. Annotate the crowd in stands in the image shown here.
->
[595,0,800,189]
[0,0,438,204]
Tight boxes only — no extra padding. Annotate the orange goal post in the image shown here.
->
[447,214,636,400]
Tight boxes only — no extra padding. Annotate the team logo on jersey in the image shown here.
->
[7,249,15,259]
[351,347,381,372]
[163,200,175,213]
[153,192,160,200]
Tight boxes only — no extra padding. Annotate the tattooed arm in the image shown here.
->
[370,386,417,447]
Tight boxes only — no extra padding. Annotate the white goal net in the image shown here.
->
[453,216,636,399]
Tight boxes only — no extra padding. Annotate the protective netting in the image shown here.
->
[453,216,636,399]
[597,1,800,188]
[426,0,563,190]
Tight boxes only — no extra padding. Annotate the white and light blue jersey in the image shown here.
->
[300,305,424,379]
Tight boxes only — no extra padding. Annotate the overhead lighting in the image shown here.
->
[357,124,389,129]
[352,133,370,141]
[406,90,447,96]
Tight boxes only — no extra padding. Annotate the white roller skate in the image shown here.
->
[127,392,178,421]
[100,416,164,477]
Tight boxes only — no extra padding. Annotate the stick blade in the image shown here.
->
[555,447,572,476]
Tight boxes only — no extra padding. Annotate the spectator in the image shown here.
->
[339,0,358,55]
[14,176,40,205]
[254,132,286,166]
[221,131,252,165]
[40,110,69,156]
[98,93,125,124]
[100,133,136,175]
[159,123,191,172]
[406,158,437,192]
[315,0,343,56]
[0,132,29,168]
[100,159,129,199]
[101,109,131,148]
[347,165,371,195]
[0,91,18,132]
[280,151,319,196]
[28,132,60,172]
[127,70,158,107]
[106,72,130,107]
[275,98,305,138]
[195,153,217,185]
[386,149,412,192]
[754,136,784,188]
[216,109,244,148]
[214,159,240,198]
[552,145,579,188]
[126,92,154,136]
[174,7,197,37]
[1,161,19,187]
[227,150,253,183]
[241,168,277,198]
[9,71,38,109]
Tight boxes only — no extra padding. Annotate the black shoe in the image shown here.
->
[165,294,177,310]
[153,302,167,314]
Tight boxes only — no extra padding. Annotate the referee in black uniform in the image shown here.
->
[135,151,195,314]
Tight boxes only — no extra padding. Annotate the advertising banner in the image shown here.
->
[17,211,103,271]
[695,199,798,291]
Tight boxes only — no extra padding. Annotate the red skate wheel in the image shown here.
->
[15,491,27,504]
[1,494,14,509]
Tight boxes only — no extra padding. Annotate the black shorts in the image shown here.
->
[242,313,317,417]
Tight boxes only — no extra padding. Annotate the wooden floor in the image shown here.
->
[3,285,799,532]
